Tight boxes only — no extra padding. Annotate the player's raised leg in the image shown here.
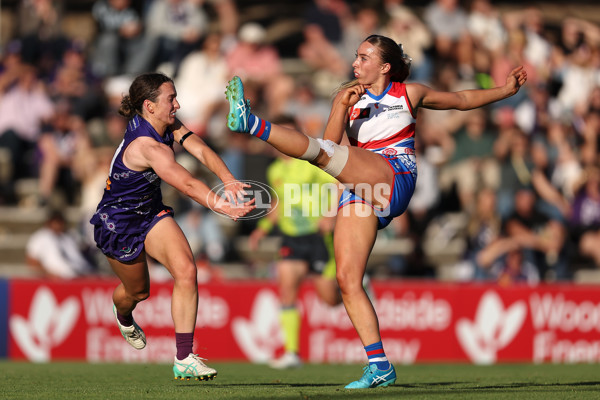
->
[226,76,318,159]
[225,76,393,210]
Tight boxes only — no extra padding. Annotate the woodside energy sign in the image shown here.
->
[5,279,600,364]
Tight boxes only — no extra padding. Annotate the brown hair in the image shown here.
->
[118,72,174,119]
[339,34,411,90]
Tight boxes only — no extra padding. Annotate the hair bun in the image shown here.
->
[398,43,412,67]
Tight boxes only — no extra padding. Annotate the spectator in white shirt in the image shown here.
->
[26,210,94,279]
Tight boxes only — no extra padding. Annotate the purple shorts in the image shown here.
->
[92,207,174,263]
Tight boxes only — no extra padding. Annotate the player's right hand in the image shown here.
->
[340,84,370,108]
[213,197,256,221]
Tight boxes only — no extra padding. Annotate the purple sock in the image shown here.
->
[116,311,134,327]
[176,332,194,361]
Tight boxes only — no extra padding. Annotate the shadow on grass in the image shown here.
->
[176,382,342,388]
[393,380,600,388]
[177,379,600,391]
[461,381,600,390]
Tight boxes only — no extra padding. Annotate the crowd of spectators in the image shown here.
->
[1,0,600,284]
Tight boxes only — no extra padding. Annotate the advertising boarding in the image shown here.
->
[6,279,600,364]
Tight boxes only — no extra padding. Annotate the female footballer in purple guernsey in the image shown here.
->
[226,34,527,388]
[91,72,255,381]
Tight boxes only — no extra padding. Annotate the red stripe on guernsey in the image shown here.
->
[402,83,416,118]
[366,349,384,356]
[389,82,416,118]
[255,120,266,138]
[349,123,415,149]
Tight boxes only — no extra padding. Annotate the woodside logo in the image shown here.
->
[455,291,527,365]
[9,287,80,361]
[231,289,282,362]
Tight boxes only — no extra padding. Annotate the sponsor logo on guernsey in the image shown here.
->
[112,171,132,181]
[385,105,404,111]
[143,171,159,184]
[350,108,371,121]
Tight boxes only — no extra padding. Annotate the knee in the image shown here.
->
[310,149,329,169]
[129,287,150,303]
[314,277,342,306]
[303,138,349,177]
[172,262,198,288]
[336,267,362,295]
[318,140,349,177]
[320,291,342,307]
[335,270,350,292]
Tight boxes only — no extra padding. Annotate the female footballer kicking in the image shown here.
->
[225,34,527,388]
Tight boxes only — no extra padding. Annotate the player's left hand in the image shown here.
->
[506,66,528,95]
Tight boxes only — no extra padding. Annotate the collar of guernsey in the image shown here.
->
[346,81,416,156]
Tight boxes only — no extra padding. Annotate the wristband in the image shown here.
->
[179,131,194,146]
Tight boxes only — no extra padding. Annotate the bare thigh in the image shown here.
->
[330,147,394,209]
[144,217,196,281]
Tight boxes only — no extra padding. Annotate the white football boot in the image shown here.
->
[173,354,218,381]
[113,305,146,350]
[269,352,303,369]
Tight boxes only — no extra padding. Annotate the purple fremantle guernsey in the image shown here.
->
[90,115,175,262]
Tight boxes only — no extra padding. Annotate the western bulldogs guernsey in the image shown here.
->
[90,115,175,262]
[340,81,417,229]
[348,81,416,163]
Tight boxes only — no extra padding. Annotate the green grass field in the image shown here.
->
[2,361,600,399]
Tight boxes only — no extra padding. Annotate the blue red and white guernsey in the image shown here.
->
[90,115,175,262]
[339,81,418,229]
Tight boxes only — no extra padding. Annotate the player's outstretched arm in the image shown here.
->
[409,66,528,111]
[133,136,255,220]
[172,118,249,202]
